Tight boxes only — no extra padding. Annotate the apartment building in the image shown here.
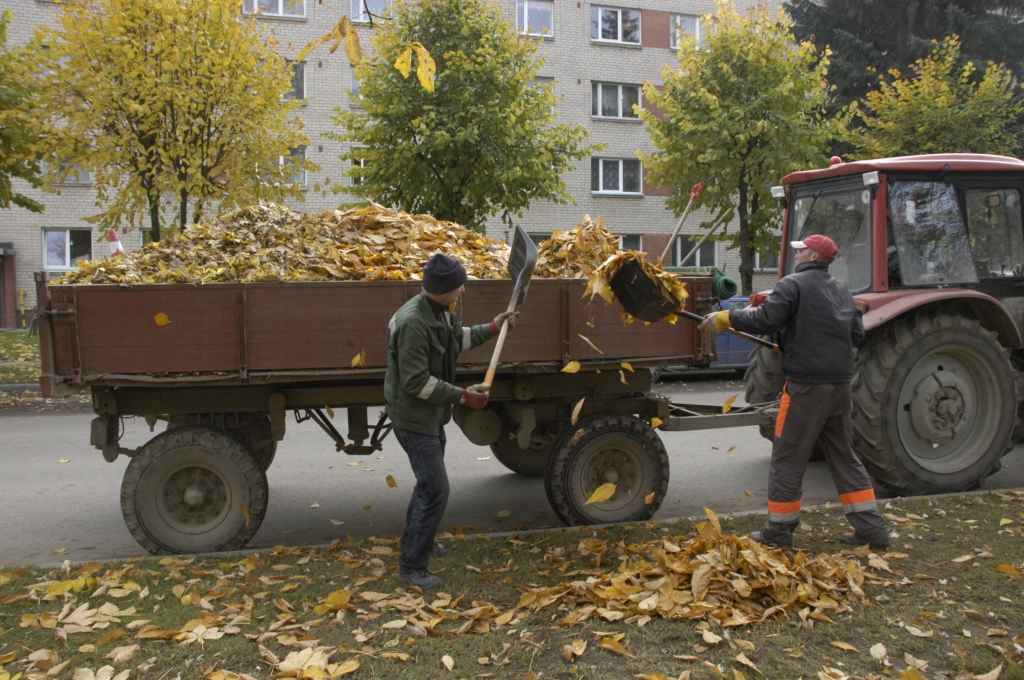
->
[0,0,778,328]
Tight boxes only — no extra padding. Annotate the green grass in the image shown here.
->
[0,332,39,364]
[2,493,1023,680]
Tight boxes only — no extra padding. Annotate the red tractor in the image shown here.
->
[745,153,1024,495]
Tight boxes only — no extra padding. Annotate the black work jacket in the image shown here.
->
[730,261,865,384]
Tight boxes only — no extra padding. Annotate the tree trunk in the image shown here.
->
[147,184,161,243]
[736,175,754,295]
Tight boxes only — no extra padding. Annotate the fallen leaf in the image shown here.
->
[905,626,933,638]
[476,456,491,461]
[59,459,70,464]
[327,659,359,677]
[869,643,888,665]
[734,652,760,674]
[621,362,634,372]
[584,482,617,506]
[105,645,139,664]
[975,663,1003,680]
[497,510,511,518]
[572,397,585,426]
[999,518,1014,526]
[310,502,320,509]
[651,417,663,429]
[701,628,722,645]
[570,428,585,441]
[644,492,655,505]
[441,654,454,671]
[561,361,581,374]
[578,335,604,354]
[900,670,927,680]
[598,637,635,658]
[351,349,366,368]
[345,461,360,467]
[986,627,1010,637]
[952,554,974,563]
[386,475,397,488]
[328,518,346,526]
[830,641,859,653]
[562,638,586,661]
[722,394,738,414]
[743,490,755,497]
[995,563,1022,577]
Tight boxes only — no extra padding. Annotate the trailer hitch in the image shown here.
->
[295,409,393,455]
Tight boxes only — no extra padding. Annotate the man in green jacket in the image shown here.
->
[385,253,517,591]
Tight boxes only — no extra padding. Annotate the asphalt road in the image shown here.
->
[3,373,1024,566]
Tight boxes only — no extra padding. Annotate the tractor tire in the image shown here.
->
[121,426,269,555]
[744,344,784,442]
[491,417,568,478]
[852,312,1017,495]
[544,414,669,526]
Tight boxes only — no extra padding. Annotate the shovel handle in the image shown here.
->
[678,310,779,352]
[482,288,520,388]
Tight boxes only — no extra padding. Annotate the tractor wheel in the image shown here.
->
[852,312,1017,494]
[544,414,669,526]
[744,344,784,442]
[122,426,269,555]
[491,416,567,478]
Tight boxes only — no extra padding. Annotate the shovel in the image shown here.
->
[677,309,779,352]
[482,225,539,389]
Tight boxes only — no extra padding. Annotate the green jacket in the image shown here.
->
[384,292,495,435]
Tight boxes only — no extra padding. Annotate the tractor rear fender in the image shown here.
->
[857,290,1022,349]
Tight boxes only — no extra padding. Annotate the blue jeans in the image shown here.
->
[394,426,450,571]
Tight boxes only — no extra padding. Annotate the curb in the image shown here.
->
[0,384,39,393]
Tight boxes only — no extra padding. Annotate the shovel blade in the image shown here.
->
[509,225,538,304]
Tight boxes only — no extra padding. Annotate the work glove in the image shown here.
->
[462,383,490,410]
[698,310,732,333]
[490,310,520,334]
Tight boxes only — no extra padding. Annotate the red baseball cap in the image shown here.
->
[791,234,838,260]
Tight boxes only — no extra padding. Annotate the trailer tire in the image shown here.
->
[231,417,277,471]
[744,344,784,442]
[122,426,269,555]
[852,312,1017,494]
[544,414,668,526]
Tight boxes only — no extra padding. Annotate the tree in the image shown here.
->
[786,0,1024,114]
[0,10,45,213]
[640,1,845,295]
[329,0,595,232]
[845,37,1023,159]
[29,0,317,240]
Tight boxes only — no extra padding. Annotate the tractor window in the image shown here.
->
[964,189,1024,277]
[787,185,872,292]
[888,181,979,286]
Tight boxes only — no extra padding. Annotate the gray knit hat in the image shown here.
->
[422,253,468,294]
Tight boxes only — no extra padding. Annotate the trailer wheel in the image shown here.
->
[231,417,277,471]
[491,419,567,478]
[122,426,269,555]
[852,312,1017,494]
[744,344,784,442]
[544,414,669,526]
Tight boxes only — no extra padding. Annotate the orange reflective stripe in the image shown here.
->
[774,381,790,439]
[767,499,802,514]
[840,489,876,506]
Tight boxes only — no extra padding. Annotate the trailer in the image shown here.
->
[36,273,765,555]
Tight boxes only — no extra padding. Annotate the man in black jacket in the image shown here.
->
[700,234,889,549]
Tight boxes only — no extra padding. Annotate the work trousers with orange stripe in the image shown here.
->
[763,382,888,544]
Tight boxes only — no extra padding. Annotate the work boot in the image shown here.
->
[397,568,443,592]
[430,541,450,557]
[839,531,890,550]
[749,530,793,548]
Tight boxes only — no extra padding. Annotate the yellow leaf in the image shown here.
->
[651,417,663,429]
[952,554,974,563]
[734,652,760,674]
[571,396,585,425]
[328,518,346,526]
[394,46,413,78]
[441,654,454,671]
[497,510,511,517]
[578,334,604,354]
[974,664,1004,680]
[999,518,1013,526]
[412,44,436,92]
[78,260,96,273]
[597,637,635,658]
[722,394,738,414]
[379,653,409,662]
[329,659,359,678]
[621,362,634,372]
[570,429,584,441]
[830,641,859,653]
[905,626,933,638]
[351,349,366,368]
[995,563,1022,577]
[385,475,397,488]
[325,407,335,419]
[900,670,928,680]
[345,29,362,65]
[733,671,746,680]
[743,490,755,497]
[561,360,581,373]
[644,492,655,504]
[584,482,616,506]
[704,507,722,533]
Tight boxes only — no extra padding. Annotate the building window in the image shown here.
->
[44,229,92,270]
[285,61,305,101]
[351,0,390,22]
[284,148,306,186]
[756,248,779,271]
[590,6,640,44]
[349,65,361,103]
[43,159,90,186]
[670,13,699,49]
[591,158,642,194]
[528,233,550,247]
[350,154,367,186]
[618,234,642,251]
[674,236,716,267]
[591,82,640,119]
[517,0,553,36]
[242,0,305,17]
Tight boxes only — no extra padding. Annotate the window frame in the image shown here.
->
[590,81,641,120]
[42,228,93,271]
[43,159,91,186]
[617,234,642,251]
[516,0,554,37]
[242,0,306,18]
[674,236,716,267]
[350,0,391,23]
[285,60,306,102]
[591,157,643,195]
[350,152,367,187]
[349,65,361,105]
[590,5,641,45]
[755,247,780,272]
[669,13,699,49]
